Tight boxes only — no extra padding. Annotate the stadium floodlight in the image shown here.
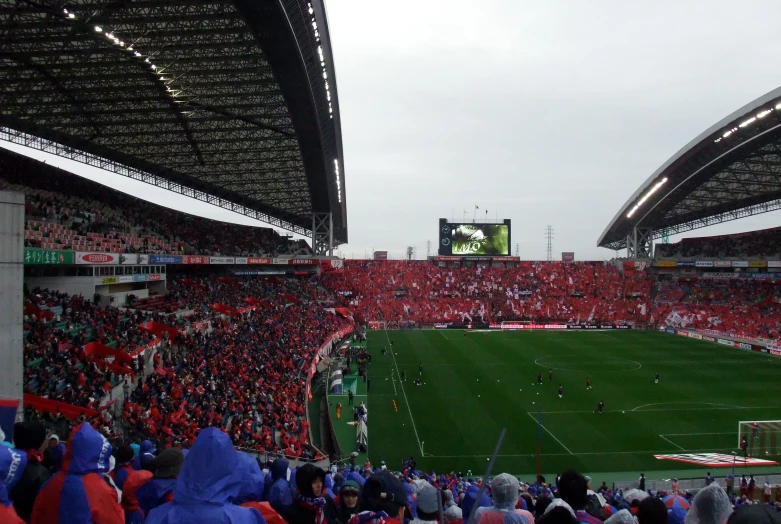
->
[63,8,68,13]
[106,32,113,39]
[150,63,155,69]
[127,46,133,51]
[68,13,75,18]
[94,26,102,32]
[739,117,756,128]
[134,51,141,57]
[626,178,667,218]
[757,109,772,119]
[776,102,781,110]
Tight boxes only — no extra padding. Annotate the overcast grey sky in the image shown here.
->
[4,0,781,260]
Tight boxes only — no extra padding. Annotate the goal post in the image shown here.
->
[738,421,781,457]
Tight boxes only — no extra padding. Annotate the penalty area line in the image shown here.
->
[526,411,573,455]
[658,435,686,451]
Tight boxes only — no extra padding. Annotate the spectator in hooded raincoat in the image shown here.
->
[284,463,337,524]
[30,423,124,524]
[0,445,26,524]
[144,427,265,524]
[461,483,492,520]
[268,457,293,513]
[474,474,533,524]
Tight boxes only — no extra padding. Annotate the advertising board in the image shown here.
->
[24,248,74,265]
[75,252,120,265]
[150,255,181,264]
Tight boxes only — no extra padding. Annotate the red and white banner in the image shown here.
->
[655,453,779,467]
[148,274,162,281]
[75,252,120,265]
[182,255,209,264]
[320,259,344,272]
[247,257,271,265]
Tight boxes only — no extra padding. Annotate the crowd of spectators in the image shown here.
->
[2,424,779,524]
[321,261,651,325]
[23,275,350,459]
[656,227,781,258]
[0,148,311,257]
[23,287,161,406]
[125,301,348,456]
[652,278,781,341]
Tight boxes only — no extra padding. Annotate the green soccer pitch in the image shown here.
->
[362,329,781,477]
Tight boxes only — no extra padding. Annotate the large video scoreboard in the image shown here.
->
[438,218,511,256]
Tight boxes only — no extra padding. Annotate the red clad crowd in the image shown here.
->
[0,149,311,257]
[652,278,781,341]
[321,261,651,325]
[23,274,350,462]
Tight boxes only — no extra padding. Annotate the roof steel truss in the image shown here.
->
[0,0,334,235]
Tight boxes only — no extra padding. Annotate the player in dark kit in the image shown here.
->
[537,373,543,385]
[464,330,467,337]
[558,384,563,399]
[586,377,591,390]
[548,369,553,381]
[401,369,406,381]
[594,400,604,413]
[654,372,660,384]
[419,363,423,375]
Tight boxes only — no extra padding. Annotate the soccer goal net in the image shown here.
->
[738,421,781,457]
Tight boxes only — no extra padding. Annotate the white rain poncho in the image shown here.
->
[684,484,732,524]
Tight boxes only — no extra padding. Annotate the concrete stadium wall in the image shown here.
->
[0,191,25,421]
[26,276,95,299]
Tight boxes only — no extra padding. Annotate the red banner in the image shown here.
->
[83,341,133,367]
[140,321,179,339]
[211,303,240,316]
[182,255,209,264]
[23,393,100,420]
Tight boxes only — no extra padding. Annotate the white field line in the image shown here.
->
[526,411,573,455]
[658,435,687,451]
[385,331,423,455]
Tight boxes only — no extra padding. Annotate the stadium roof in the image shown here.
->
[0,0,347,244]
[598,86,781,250]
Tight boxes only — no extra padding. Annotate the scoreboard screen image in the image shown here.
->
[439,219,511,256]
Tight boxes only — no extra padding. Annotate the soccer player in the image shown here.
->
[586,377,591,390]
[537,373,543,385]
[548,369,553,382]
[558,384,563,399]
[654,371,660,384]
[594,400,604,414]
[741,437,748,458]
[464,330,467,338]
[401,369,407,381]
[752,422,760,439]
